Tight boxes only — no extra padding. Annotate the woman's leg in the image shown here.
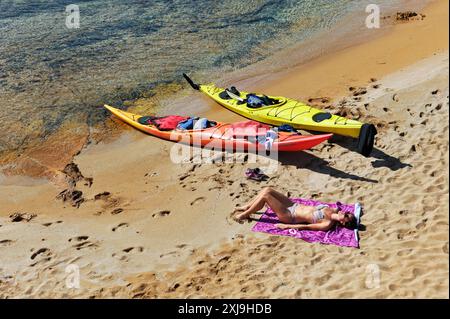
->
[265,188,294,207]
[233,187,271,212]
[235,187,293,211]
[234,188,292,222]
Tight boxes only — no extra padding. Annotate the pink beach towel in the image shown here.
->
[251,198,362,248]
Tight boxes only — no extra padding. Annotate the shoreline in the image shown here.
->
[0,0,448,298]
[259,0,448,100]
[0,0,437,180]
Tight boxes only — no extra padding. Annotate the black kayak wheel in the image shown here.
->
[357,123,377,157]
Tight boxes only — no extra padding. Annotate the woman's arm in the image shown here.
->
[276,221,332,231]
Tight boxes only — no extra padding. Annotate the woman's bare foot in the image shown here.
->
[229,207,243,217]
[229,205,249,218]
[227,207,245,224]
[233,211,251,222]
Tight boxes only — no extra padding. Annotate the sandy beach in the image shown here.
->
[0,0,448,298]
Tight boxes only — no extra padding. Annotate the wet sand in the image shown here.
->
[0,0,448,298]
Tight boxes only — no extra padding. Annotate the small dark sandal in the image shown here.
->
[245,168,269,181]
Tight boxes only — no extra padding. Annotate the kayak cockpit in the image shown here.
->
[214,86,286,109]
[137,115,218,132]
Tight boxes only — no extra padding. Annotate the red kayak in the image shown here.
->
[104,105,332,152]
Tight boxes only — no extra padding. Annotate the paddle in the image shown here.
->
[182,73,200,90]
[225,89,244,102]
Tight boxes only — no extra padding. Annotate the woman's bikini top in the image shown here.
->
[312,204,329,223]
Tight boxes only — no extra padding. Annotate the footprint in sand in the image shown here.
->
[397,229,417,240]
[190,197,205,206]
[112,223,129,232]
[307,97,330,105]
[95,192,123,212]
[398,210,409,216]
[179,174,189,181]
[110,208,124,215]
[415,219,428,230]
[68,236,89,242]
[428,170,438,177]
[435,103,443,111]
[406,108,415,116]
[94,191,111,200]
[73,241,98,251]
[112,246,144,261]
[41,220,63,227]
[122,247,144,253]
[393,93,400,102]
[152,210,170,218]
[396,249,413,257]
[352,87,367,96]
[0,239,15,247]
[431,89,440,95]
[159,251,179,258]
[144,172,159,177]
[30,248,51,260]
[68,236,99,250]
[314,273,332,286]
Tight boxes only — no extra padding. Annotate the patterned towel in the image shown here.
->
[251,198,362,248]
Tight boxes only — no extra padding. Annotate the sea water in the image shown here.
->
[0,0,424,165]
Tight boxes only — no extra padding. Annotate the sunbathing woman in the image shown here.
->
[232,187,356,231]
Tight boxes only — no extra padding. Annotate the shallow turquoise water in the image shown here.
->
[0,0,407,156]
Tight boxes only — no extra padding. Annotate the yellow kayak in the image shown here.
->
[183,74,377,156]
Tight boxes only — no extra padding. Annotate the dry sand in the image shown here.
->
[0,0,448,298]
